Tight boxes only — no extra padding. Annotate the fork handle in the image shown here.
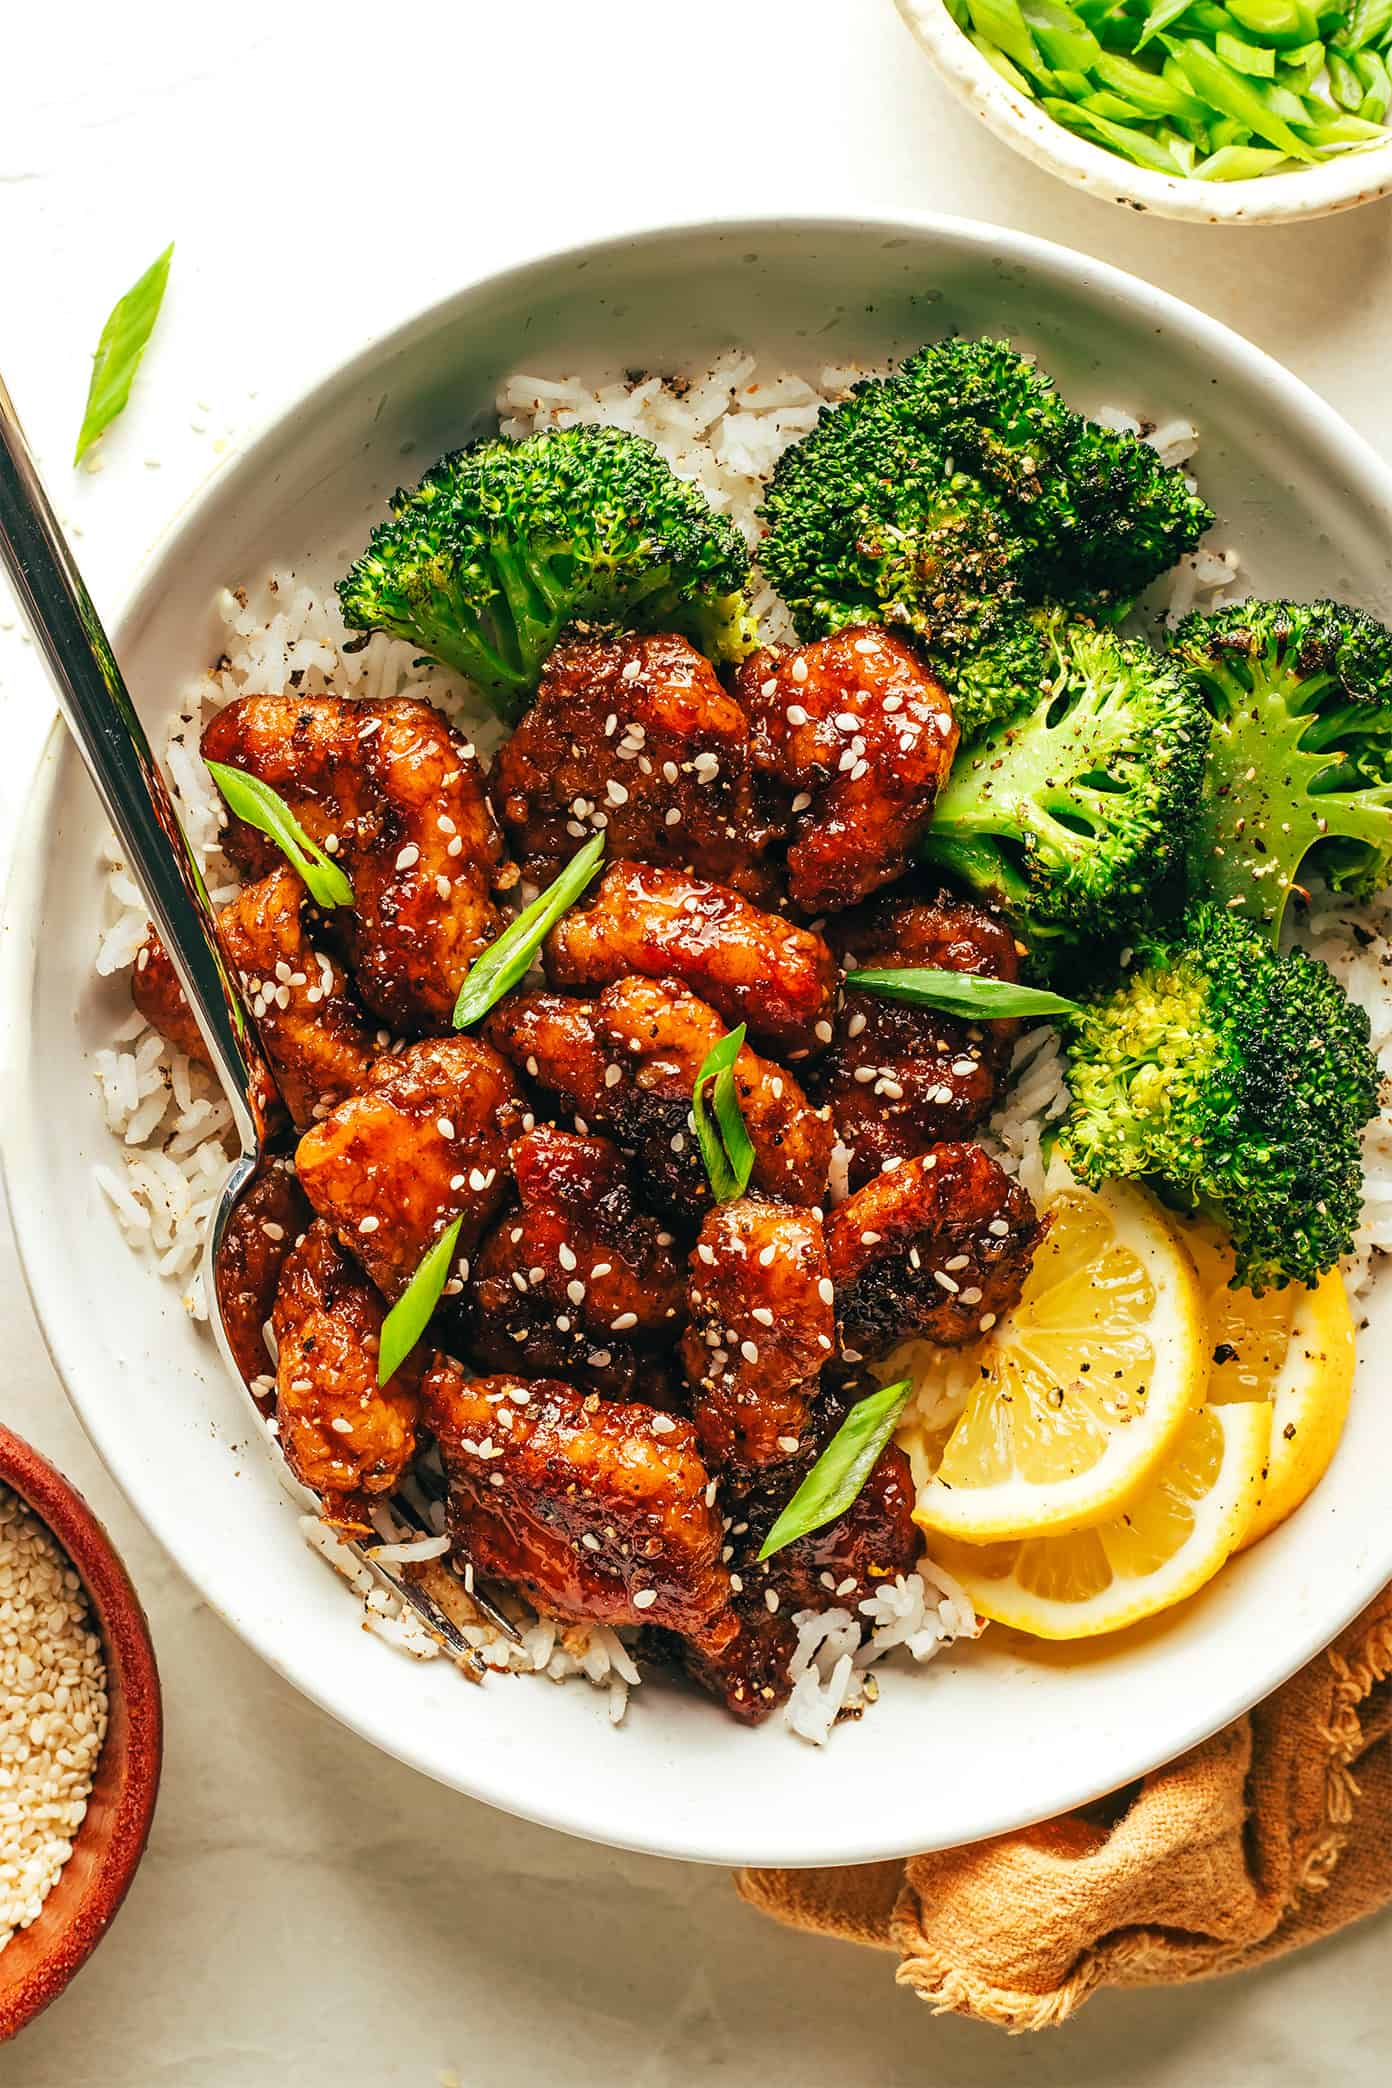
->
[0,370,271,1154]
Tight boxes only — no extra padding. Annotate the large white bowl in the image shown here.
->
[6,215,1392,1868]
[896,0,1392,225]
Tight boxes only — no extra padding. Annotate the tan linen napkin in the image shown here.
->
[737,1587,1392,2031]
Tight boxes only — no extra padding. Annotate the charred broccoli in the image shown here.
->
[1062,903,1379,1292]
[917,618,1210,952]
[1171,599,1392,940]
[337,424,757,719]
[757,336,1213,662]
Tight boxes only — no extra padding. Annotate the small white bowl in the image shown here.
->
[896,0,1392,224]
[7,213,1392,1868]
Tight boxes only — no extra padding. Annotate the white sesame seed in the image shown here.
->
[817,1277,835,1305]
[790,791,813,813]
[752,1306,774,1327]
[359,1215,380,1234]
[567,1279,586,1307]
[933,1269,960,1294]
[980,1312,997,1331]
[740,1340,759,1364]
[651,1414,677,1435]
[395,844,420,872]
[558,1244,577,1271]
[632,1588,658,1610]
[814,1019,833,1044]
[436,1117,455,1140]
[611,1312,638,1331]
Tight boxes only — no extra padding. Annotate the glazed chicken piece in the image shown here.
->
[489,631,780,901]
[271,1221,420,1538]
[736,625,958,914]
[133,867,378,1132]
[423,1363,735,1651]
[680,1200,834,1470]
[201,693,511,1035]
[294,1037,524,1299]
[544,860,837,1058]
[486,978,832,1225]
[212,1157,312,1393]
[815,887,1023,1190]
[680,1388,921,1724]
[460,1127,685,1400]
[828,1143,1044,1362]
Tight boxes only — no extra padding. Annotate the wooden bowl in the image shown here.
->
[0,1425,162,2041]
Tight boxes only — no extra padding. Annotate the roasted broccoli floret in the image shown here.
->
[338,424,757,719]
[756,336,1213,655]
[756,368,1030,654]
[918,619,1210,952]
[1171,599,1392,940]
[1062,904,1379,1292]
[897,338,1214,605]
[935,602,1050,742]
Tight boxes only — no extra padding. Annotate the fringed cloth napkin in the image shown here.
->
[737,1588,1392,2031]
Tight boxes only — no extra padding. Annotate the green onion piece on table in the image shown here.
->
[204,761,354,910]
[758,1380,915,1562]
[844,967,1082,1021]
[691,1024,755,1203]
[451,834,604,1029]
[377,1215,463,1386]
[74,244,174,464]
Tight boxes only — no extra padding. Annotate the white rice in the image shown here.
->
[86,349,1392,1742]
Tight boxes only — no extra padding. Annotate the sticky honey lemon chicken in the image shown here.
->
[544,860,838,1058]
[736,625,958,914]
[679,1387,921,1723]
[486,978,833,1224]
[829,1143,1044,1362]
[294,1036,524,1299]
[423,1364,735,1651]
[814,886,1022,1189]
[212,1157,312,1391]
[272,1220,421,1538]
[488,630,781,901]
[133,865,378,1132]
[460,1126,686,1399]
[681,1200,835,1470]
[201,692,511,1035]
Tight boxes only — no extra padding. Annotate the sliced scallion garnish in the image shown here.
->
[758,1380,914,1561]
[204,760,354,910]
[74,243,174,464]
[844,967,1081,1020]
[691,1024,755,1202]
[377,1214,463,1386]
[452,834,604,1029]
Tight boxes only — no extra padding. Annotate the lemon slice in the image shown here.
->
[899,1183,1206,1542]
[923,1401,1272,1639]
[1182,1220,1355,1549]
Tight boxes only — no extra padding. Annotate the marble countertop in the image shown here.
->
[2,3,1390,2078]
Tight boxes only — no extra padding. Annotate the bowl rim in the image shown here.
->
[0,1425,162,2039]
[894,0,1392,226]
[6,207,1392,1865]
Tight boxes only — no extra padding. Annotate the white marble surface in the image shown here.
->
[2,3,1391,2078]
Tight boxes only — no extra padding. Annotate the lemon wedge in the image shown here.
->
[923,1401,1271,1639]
[899,1183,1206,1543]
[1182,1221,1355,1549]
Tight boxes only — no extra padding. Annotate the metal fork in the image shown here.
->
[0,371,517,1666]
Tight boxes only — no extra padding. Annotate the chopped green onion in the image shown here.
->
[377,1215,463,1386]
[1328,48,1368,106]
[844,967,1082,1019]
[950,0,1389,179]
[1136,0,1197,49]
[758,1381,915,1562]
[451,834,604,1029]
[1195,140,1292,170]
[692,1025,755,1202]
[204,760,355,910]
[1216,28,1276,72]
[74,244,174,464]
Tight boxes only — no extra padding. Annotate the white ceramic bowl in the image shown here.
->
[7,215,1392,1868]
[896,0,1392,225]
